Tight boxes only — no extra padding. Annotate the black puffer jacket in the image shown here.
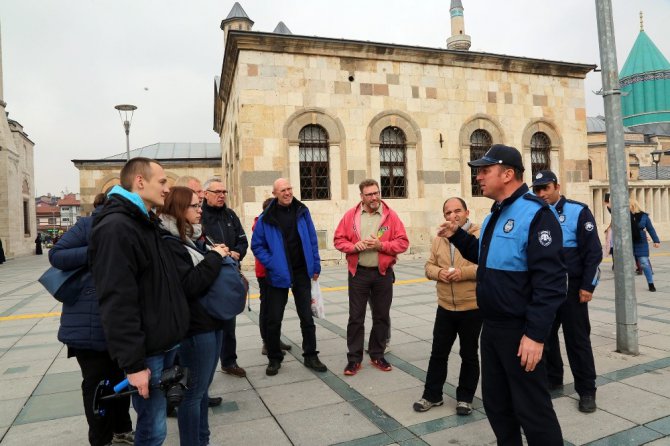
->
[89,193,190,374]
[201,202,248,260]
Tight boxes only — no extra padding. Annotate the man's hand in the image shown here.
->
[445,267,462,282]
[517,335,544,372]
[437,268,451,283]
[229,251,240,261]
[212,245,229,257]
[364,235,382,251]
[653,242,661,248]
[313,273,319,281]
[437,221,459,238]
[579,289,593,303]
[127,369,151,399]
[354,240,367,252]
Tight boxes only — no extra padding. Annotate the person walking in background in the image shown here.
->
[251,178,326,376]
[533,170,602,413]
[629,198,661,292]
[414,197,481,415]
[50,193,134,446]
[333,179,409,376]
[35,232,43,255]
[159,186,229,446]
[201,177,248,378]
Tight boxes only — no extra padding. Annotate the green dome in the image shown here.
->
[620,30,670,131]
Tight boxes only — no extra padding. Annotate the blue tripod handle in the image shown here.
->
[114,378,129,393]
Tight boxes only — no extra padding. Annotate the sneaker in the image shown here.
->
[221,364,246,378]
[266,360,281,376]
[456,401,473,416]
[412,398,443,412]
[370,357,392,372]
[344,361,362,376]
[649,283,656,292]
[112,431,135,444]
[304,355,327,372]
[579,394,597,413]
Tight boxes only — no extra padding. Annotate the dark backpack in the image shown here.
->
[199,256,248,320]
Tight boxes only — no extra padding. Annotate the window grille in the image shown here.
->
[530,132,551,177]
[469,130,492,196]
[299,125,330,200]
[379,127,407,198]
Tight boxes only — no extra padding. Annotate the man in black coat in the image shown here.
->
[89,157,190,445]
[201,177,248,378]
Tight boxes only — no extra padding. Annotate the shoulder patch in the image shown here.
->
[538,230,553,247]
[584,221,595,232]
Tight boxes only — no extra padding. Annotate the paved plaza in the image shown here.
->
[1,248,670,445]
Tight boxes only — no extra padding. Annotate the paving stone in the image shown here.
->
[257,377,344,415]
[595,381,670,424]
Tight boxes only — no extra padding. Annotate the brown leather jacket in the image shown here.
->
[424,222,480,311]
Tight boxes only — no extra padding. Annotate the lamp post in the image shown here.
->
[651,150,662,179]
[114,104,137,160]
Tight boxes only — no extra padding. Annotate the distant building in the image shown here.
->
[0,29,36,258]
[73,142,221,215]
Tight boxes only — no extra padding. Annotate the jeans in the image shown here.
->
[178,330,222,446]
[423,307,482,403]
[75,350,132,446]
[638,256,654,284]
[219,317,238,367]
[132,349,177,446]
[266,268,317,361]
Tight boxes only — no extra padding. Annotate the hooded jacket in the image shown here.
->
[251,198,321,288]
[50,207,106,352]
[425,222,480,312]
[201,202,248,260]
[333,201,409,276]
[89,187,190,373]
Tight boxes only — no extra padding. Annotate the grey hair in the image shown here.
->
[202,177,223,191]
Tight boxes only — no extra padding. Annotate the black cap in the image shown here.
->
[468,144,524,172]
[531,170,558,187]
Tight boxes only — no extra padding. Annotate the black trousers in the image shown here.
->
[423,306,482,403]
[545,279,597,396]
[266,268,317,361]
[481,322,563,446]
[75,350,132,446]
[347,267,393,362]
[258,276,268,341]
[219,316,238,368]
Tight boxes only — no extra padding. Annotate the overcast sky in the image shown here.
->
[2,0,669,196]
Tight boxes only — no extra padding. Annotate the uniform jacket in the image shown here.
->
[251,198,321,288]
[201,202,248,260]
[333,201,409,276]
[552,196,602,292]
[89,186,190,373]
[632,212,660,258]
[49,209,106,351]
[425,222,480,312]
[449,184,567,343]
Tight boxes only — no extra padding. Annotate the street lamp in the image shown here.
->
[650,150,662,179]
[114,104,137,160]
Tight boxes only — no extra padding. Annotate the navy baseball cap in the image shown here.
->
[531,170,558,187]
[468,144,525,172]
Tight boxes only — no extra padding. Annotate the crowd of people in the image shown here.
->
[47,148,662,446]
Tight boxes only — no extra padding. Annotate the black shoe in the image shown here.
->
[304,355,327,372]
[266,360,281,376]
[208,397,222,407]
[579,394,597,413]
[649,283,656,292]
[280,340,292,351]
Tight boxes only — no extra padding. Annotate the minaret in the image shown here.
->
[446,0,471,51]
[221,2,254,48]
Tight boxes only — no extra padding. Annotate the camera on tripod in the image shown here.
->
[93,365,190,417]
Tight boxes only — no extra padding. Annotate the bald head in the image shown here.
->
[272,178,294,207]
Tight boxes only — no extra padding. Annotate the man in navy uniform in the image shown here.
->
[439,144,566,445]
[533,170,602,413]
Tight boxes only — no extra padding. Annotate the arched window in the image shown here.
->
[530,132,551,176]
[379,127,407,198]
[299,124,330,200]
[469,129,492,197]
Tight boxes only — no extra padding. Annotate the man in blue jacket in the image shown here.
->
[439,145,566,446]
[533,170,602,413]
[251,178,326,376]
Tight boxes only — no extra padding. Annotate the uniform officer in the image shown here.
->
[439,144,566,446]
[532,170,602,413]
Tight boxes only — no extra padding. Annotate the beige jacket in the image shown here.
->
[424,222,480,311]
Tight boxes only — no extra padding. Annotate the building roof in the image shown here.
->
[586,116,635,133]
[74,142,221,162]
[35,204,60,215]
[450,0,464,9]
[273,21,292,35]
[57,194,80,207]
[638,166,670,180]
[225,2,250,20]
[620,31,670,79]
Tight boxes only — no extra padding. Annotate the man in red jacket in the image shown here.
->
[334,179,409,376]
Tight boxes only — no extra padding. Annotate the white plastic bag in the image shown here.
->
[310,280,325,319]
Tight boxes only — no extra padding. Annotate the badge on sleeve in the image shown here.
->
[584,221,594,232]
[538,230,553,247]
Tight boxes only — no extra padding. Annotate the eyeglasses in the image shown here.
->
[188,203,201,209]
[207,190,228,195]
[363,191,380,198]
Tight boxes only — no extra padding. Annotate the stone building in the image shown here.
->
[213,1,595,260]
[0,29,36,258]
[73,142,221,215]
